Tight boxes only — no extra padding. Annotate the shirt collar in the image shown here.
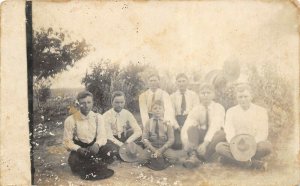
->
[79,111,95,120]
[152,117,163,122]
[111,108,123,116]
[239,103,253,111]
[177,89,188,95]
[202,101,214,109]
[148,88,162,94]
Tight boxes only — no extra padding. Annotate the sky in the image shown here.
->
[32,0,299,89]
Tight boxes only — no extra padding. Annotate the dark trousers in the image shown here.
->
[186,126,226,161]
[172,115,187,150]
[215,141,272,165]
[68,140,116,174]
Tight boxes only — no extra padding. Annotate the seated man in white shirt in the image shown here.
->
[63,91,114,180]
[139,73,178,129]
[215,84,272,169]
[170,73,199,149]
[103,91,142,160]
[181,83,226,168]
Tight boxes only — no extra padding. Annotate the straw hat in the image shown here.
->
[119,142,146,163]
[230,134,257,162]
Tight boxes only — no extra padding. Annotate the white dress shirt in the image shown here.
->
[103,108,142,146]
[224,103,268,142]
[170,89,200,116]
[63,111,107,151]
[139,88,178,128]
[181,101,225,150]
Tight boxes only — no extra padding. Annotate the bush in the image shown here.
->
[248,62,294,141]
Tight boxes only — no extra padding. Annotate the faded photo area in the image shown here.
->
[30,1,299,185]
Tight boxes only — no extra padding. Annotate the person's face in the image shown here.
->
[112,95,125,113]
[199,88,214,106]
[236,90,252,110]
[151,104,164,118]
[78,96,93,116]
[148,76,160,90]
[176,77,188,92]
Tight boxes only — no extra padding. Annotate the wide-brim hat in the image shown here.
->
[119,142,146,163]
[80,164,114,180]
[145,157,170,171]
[230,134,257,162]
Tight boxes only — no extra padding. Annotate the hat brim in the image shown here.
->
[119,143,146,162]
[230,134,257,162]
[145,157,170,171]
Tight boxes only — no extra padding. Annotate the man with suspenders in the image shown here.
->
[63,91,114,180]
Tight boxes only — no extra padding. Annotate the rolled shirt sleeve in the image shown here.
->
[204,104,225,142]
[63,116,81,151]
[125,112,142,143]
[160,125,175,153]
[139,92,149,128]
[142,120,156,152]
[224,108,236,142]
[163,92,179,129]
[181,106,205,150]
[95,114,107,147]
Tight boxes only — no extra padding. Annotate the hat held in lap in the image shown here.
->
[230,134,257,162]
[119,142,146,162]
[145,157,170,171]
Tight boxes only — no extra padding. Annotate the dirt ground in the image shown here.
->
[33,115,300,186]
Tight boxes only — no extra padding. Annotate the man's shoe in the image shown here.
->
[251,160,268,171]
[183,154,202,169]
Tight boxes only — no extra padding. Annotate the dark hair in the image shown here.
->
[111,91,125,103]
[151,100,164,109]
[176,73,188,80]
[77,90,93,101]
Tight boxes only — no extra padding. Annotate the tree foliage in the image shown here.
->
[82,60,120,113]
[113,62,149,112]
[248,63,294,141]
[82,60,149,113]
[32,27,91,107]
[33,27,91,81]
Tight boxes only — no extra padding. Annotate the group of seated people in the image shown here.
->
[63,73,272,180]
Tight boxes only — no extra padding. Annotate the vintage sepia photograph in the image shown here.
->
[1,0,299,185]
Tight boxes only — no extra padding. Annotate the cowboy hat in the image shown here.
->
[230,134,257,162]
[119,142,146,163]
[145,157,170,171]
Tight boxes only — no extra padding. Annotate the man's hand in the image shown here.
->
[152,149,162,158]
[88,143,100,155]
[197,141,209,156]
[77,147,90,157]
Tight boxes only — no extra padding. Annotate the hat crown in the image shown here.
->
[237,138,249,151]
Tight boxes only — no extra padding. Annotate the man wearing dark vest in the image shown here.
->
[63,91,114,180]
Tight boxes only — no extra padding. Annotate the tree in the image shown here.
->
[82,59,120,113]
[82,60,149,113]
[32,27,92,107]
[113,62,149,112]
[33,27,91,81]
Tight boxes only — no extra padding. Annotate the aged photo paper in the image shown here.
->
[0,0,300,185]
